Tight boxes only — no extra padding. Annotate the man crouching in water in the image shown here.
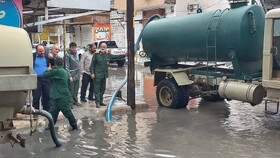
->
[43,57,78,130]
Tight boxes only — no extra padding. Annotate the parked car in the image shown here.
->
[32,40,55,48]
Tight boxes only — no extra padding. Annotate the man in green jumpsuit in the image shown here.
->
[43,57,78,130]
[90,43,111,108]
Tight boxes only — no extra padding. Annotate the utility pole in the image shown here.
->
[127,0,136,109]
[63,18,66,68]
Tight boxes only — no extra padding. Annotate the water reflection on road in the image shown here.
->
[1,66,280,157]
[2,102,280,157]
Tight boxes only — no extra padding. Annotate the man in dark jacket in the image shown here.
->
[32,44,51,114]
[43,57,78,130]
[65,42,82,107]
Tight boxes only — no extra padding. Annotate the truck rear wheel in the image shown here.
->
[156,79,189,109]
[180,86,190,108]
[117,60,125,67]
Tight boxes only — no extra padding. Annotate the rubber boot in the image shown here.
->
[71,123,78,130]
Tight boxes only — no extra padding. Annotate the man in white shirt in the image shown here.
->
[80,43,96,102]
[48,44,61,67]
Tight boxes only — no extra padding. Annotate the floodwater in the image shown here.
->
[1,65,280,158]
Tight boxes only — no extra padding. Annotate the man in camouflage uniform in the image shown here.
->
[90,43,111,108]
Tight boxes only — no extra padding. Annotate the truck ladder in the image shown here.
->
[205,8,229,93]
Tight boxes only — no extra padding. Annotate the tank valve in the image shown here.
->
[19,105,35,115]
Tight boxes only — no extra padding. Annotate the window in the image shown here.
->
[99,41,118,48]
[272,19,280,70]
[274,19,280,37]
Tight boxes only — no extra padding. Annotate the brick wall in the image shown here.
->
[142,9,165,26]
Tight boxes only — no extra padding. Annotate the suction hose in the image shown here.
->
[106,14,161,122]
[32,110,62,147]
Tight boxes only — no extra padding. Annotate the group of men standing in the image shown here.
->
[32,41,111,129]
[67,42,111,108]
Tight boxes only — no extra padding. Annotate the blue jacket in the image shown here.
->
[32,52,50,68]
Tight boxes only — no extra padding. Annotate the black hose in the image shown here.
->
[32,110,62,147]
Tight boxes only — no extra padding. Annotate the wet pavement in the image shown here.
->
[1,63,280,158]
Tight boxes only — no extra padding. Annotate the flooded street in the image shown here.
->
[1,64,280,158]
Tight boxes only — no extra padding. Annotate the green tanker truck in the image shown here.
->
[142,0,280,114]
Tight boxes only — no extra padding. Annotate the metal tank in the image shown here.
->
[0,25,37,144]
[218,81,265,105]
[142,2,265,76]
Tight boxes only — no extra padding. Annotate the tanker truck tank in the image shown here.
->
[142,2,265,78]
[0,25,37,145]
